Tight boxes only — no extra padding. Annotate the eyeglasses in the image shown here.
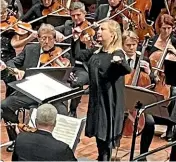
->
[39,36,55,42]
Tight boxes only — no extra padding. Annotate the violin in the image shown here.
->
[18,123,37,133]
[0,16,32,35]
[110,0,130,25]
[40,47,70,67]
[74,20,96,48]
[42,0,68,16]
[123,35,151,137]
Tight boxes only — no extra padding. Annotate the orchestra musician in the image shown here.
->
[147,14,176,141]
[1,23,69,152]
[1,0,38,96]
[12,104,77,161]
[55,2,93,117]
[122,30,152,77]
[21,0,66,23]
[72,19,131,161]
[94,0,130,31]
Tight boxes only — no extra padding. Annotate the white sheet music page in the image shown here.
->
[28,109,84,149]
[16,73,71,101]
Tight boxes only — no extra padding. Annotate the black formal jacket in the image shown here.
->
[6,44,41,70]
[12,130,77,161]
[94,4,109,21]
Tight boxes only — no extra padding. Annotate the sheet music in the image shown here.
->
[16,73,71,101]
[28,108,84,149]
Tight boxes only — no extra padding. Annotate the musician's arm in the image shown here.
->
[6,49,25,68]
[11,32,37,48]
[21,3,41,22]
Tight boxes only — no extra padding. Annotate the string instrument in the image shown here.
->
[18,123,37,132]
[126,0,154,41]
[110,0,130,25]
[155,0,176,33]
[40,47,70,67]
[78,20,96,48]
[42,0,68,16]
[123,35,151,137]
[149,37,172,99]
[0,16,32,35]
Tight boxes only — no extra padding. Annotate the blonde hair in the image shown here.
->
[96,20,122,54]
[0,0,8,13]
[38,23,56,38]
[122,30,139,45]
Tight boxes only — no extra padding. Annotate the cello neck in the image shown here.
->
[131,35,150,86]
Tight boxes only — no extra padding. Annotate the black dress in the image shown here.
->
[85,49,131,148]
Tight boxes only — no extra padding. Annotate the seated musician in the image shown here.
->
[12,103,77,161]
[1,0,38,96]
[147,14,176,141]
[21,0,66,23]
[94,0,130,31]
[1,23,69,152]
[55,2,93,117]
[122,30,152,76]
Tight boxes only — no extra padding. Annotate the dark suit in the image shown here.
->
[94,4,109,21]
[1,44,68,141]
[12,130,77,161]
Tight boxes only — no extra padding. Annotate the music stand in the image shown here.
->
[8,73,84,104]
[164,59,176,86]
[25,67,73,83]
[129,60,176,161]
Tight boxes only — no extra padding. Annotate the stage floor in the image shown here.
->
[1,95,171,161]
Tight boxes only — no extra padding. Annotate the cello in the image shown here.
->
[126,0,154,41]
[123,35,151,137]
[149,36,172,100]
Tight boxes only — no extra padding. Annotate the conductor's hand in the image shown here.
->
[72,27,82,40]
[13,68,25,80]
[112,56,123,63]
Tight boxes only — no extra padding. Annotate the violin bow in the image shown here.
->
[28,7,65,24]
[41,46,71,67]
[63,1,137,41]
[164,0,171,15]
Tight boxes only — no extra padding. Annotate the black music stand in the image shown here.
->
[8,72,84,104]
[25,67,73,83]
[129,60,176,161]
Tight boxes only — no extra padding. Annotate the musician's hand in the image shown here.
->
[92,22,99,28]
[140,60,151,75]
[29,30,38,40]
[0,60,6,71]
[13,68,25,80]
[56,31,65,42]
[112,56,122,63]
[167,44,176,54]
[72,27,82,40]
